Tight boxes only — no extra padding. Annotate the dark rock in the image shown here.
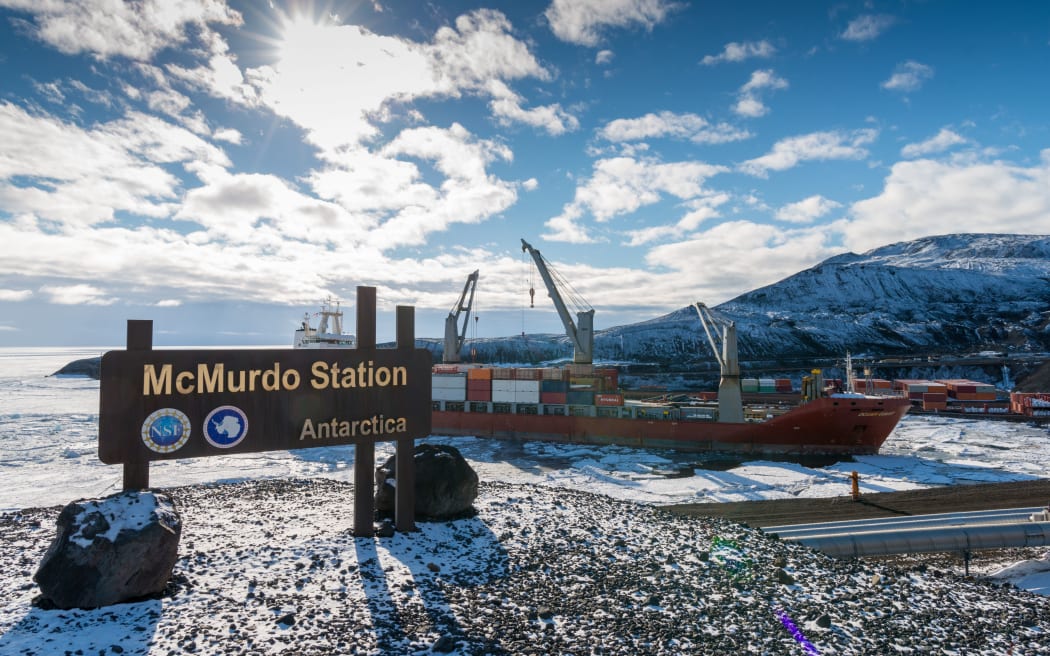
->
[432,635,457,652]
[51,356,102,379]
[774,568,795,585]
[816,613,832,628]
[375,444,479,519]
[375,519,395,538]
[34,490,181,609]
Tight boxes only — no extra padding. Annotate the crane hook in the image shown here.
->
[529,286,535,308]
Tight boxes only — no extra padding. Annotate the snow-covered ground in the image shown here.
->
[1,347,1049,654]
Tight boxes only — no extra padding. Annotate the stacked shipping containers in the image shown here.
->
[1010,392,1050,417]
[937,379,997,401]
[467,367,491,402]
[893,379,948,411]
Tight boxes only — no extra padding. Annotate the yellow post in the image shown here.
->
[851,471,860,501]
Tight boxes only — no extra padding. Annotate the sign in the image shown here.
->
[99,348,432,464]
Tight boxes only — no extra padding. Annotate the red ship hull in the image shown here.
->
[431,395,910,456]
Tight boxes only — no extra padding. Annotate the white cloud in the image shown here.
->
[775,195,842,224]
[212,127,242,144]
[0,102,230,226]
[522,178,539,191]
[485,80,579,136]
[882,60,934,93]
[700,40,775,66]
[645,221,840,297]
[841,14,896,42]
[596,49,614,65]
[0,289,33,301]
[175,170,371,245]
[1,0,242,60]
[545,0,681,47]
[155,299,182,307]
[624,193,729,245]
[40,284,117,306]
[305,124,517,249]
[599,111,751,144]
[739,128,878,177]
[733,69,787,118]
[845,150,1050,252]
[545,156,727,243]
[901,128,968,158]
[248,9,566,150]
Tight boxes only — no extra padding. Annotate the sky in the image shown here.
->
[0,0,1048,347]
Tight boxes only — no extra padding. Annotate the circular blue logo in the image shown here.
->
[204,405,248,449]
[141,408,191,454]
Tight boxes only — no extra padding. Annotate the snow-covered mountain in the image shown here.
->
[446,233,1050,369]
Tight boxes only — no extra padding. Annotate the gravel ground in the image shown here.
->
[1,478,1049,655]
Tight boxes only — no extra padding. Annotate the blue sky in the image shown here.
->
[0,0,1048,347]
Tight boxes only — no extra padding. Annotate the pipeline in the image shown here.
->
[765,506,1046,540]
[771,520,1050,559]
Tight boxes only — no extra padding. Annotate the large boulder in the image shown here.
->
[34,490,181,609]
[375,443,478,520]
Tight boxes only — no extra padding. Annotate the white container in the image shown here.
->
[513,379,540,393]
[432,374,467,390]
[492,389,516,403]
[492,379,517,393]
[432,386,466,402]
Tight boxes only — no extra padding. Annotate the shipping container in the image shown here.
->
[595,393,624,407]
[467,388,491,402]
[566,364,594,377]
[432,373,466,389]
[492,367,514,380]
[567,390,594,405]
[541,379,569,393]
[467,367,493,380]
[514,368,542,380]
[540,392,568,404]
[542,367,566,381]
[433,386,467,402]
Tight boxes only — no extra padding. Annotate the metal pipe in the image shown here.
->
[765,506,1045,538]
[787,521,1050,558]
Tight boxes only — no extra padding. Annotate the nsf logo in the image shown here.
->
[204,405,249,449]
[141,408,191,454]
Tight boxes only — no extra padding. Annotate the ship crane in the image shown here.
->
[443,269,479,364]
[694,302,744,423]
[521,238,594,365]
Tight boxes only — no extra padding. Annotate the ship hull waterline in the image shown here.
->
[431,396,911,456]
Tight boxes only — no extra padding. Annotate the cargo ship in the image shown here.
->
[428,363,911,456]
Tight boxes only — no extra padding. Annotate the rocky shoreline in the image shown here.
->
[1,478,1048,655]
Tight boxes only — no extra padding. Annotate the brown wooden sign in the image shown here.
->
[99,348,431,464]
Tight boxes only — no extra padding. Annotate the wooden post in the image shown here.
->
[122,320,152,491]
[395,305,417,532]
[851,470,860,501]
[353,287,377,537]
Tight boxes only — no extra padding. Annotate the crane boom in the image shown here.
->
[521,238,594,364]
[694,302,743,423]
[443,270,479,364]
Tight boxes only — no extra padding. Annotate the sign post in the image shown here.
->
[99,287,431,534]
